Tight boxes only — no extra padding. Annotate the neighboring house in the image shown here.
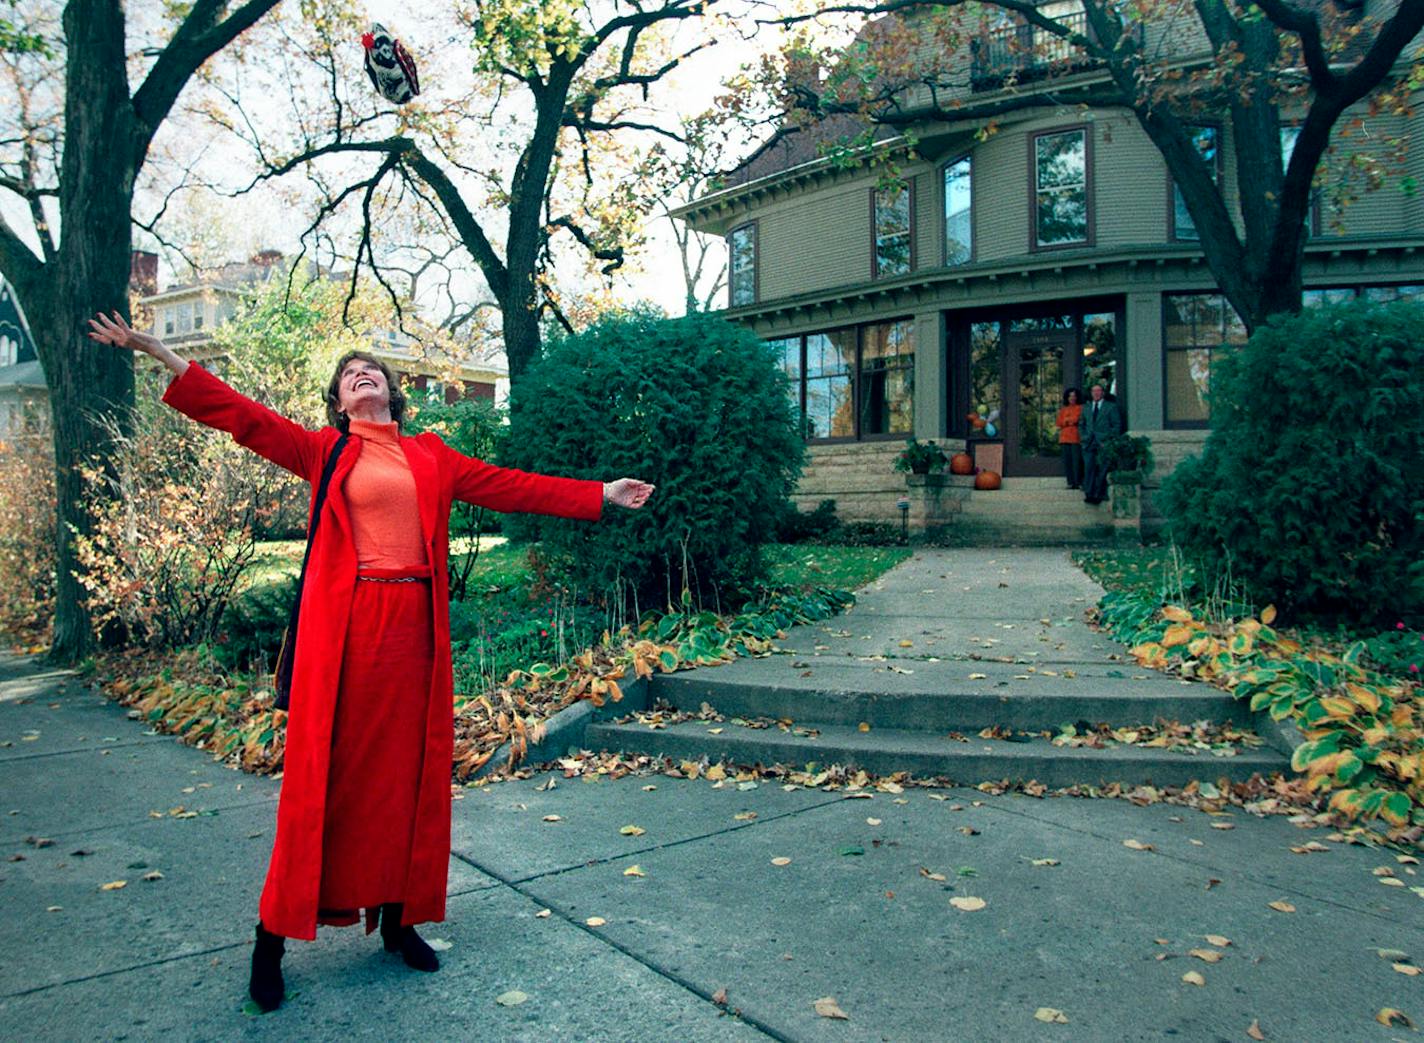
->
[675,8,1424,537]
[0,275,44,438]
[140,250,507,406]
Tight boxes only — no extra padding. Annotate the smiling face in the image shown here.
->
[325,351,405,430]
[339,358,389,415]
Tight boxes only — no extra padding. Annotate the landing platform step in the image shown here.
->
[584,719,1286,789]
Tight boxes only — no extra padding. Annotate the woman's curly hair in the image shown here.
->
[325,351,407,432]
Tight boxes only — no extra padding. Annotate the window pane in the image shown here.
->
[766,336,804,435]
[1303,287,1356,308]
[969,321,1001,438]
[1035,130,1087,245]
[729,226,755,306]
[1166,349,1212,423]
[1082,312,1118,398]
[1173,126,1219,241]
[860,320,915,435]
[1364,284,1424,302]
[944,158,972,266]
[875,182,912,277]
[804,330,854,438]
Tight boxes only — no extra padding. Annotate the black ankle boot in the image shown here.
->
[249,922,285,1011]
[379,903,439,972]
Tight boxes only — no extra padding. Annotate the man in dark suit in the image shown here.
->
[1078,383,1123,505]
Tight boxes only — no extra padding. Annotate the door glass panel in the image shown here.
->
[969,321,1002,438]
[1016,341,1065,458]
[1081,311,1118,399]
[860,321,915,435]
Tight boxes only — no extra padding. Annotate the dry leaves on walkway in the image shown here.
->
[814,997,849,1020]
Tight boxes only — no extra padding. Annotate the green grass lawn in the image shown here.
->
[244,539,910,596]
[1072,546,1181,597]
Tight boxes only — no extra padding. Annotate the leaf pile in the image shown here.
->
[1097,590,1422,835]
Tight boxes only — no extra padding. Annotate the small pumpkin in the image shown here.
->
[974,470,1002,491]
[949,452,975,476]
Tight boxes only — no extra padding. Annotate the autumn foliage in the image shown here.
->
[0,435,56,644]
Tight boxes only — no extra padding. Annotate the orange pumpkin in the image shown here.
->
[949,453,975,476]
[974,470,1002,490]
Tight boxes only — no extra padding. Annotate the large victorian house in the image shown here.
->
[676,6,1424,541]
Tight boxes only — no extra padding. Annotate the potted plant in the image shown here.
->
[1100,434,1153,482]
[893,438,949,475]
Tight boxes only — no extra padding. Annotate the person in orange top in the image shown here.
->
[86,311,653,1013]
[1056,387,1084,490]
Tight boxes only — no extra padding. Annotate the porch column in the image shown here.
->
[913,309,946,439]
[1124,291,1163,430]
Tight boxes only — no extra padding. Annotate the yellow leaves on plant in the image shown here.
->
[1130,642,1168,667]
[949,896,986,911]
[1161,624,1196,648]
[1161,606,1194,623]
[814,997,849,1020]
[1260,605,1277,625]
[1376,1009,1414,1029]
[1034,1007,1069,1024]
[1317,697,1356,721]
[1345,683,1381,715]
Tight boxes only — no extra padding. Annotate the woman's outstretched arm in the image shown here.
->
[88,311,189,378]
[86,310,328,481]
[440,439,653,520]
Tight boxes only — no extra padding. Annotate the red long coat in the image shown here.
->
[163,364,603,940]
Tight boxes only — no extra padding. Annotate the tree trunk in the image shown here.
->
[39,0,139,662]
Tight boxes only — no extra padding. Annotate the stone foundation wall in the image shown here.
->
[792,441,907,523]
[1139,428,1209,536]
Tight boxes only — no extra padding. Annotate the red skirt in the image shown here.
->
[315,566,434,930]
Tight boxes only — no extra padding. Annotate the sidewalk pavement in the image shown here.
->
[3,551,1423,1041]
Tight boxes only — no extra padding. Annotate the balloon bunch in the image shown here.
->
[966,404,1001,438]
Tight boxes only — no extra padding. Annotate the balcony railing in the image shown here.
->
[969,11,1112,92]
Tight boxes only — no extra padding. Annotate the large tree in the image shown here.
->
[0,1,283,661]
[207,0,728,381]
[736,0,1424,332]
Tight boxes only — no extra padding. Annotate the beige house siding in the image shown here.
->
[756,178,875,301]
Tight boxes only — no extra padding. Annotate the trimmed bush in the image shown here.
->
[1160,300,1424,624]
[502,310,803,608]
[775,498,839,543]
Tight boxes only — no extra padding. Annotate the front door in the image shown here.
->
[1004,328,1078,476]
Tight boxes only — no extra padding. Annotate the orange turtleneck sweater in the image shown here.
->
[345,419,428,569]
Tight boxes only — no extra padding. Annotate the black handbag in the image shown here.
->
[273,434,348,711]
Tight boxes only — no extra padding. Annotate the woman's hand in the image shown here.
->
[87,310,188,378]
[603,478,654,509]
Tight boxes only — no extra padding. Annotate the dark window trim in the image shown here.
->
[871,179,916,280]
[941,153,975,267]
[727,220,759,307]
[778,316,917,444]
[1167,122,1224,243]
[1029,124,1094,252]
[1161,291,1235,430]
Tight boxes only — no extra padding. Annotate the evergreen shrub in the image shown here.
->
[502,310,803,608]
[1160,299,1424,624]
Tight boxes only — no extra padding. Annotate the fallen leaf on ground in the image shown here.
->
[585,916,607,927]
[1376,1009,1413,1028]
[705,764,727,781]
[1379,878,1406,888]
[866,818,882,826]
[1211,822,1234,831]
[99,880,127,891]
[1377,949,1411,961]
[496,990,529,1006]
[1394,963,1421,977]
[1034,1008,1068,1024]
[1031,858,1060,867]
[141,871,164,882]
[771,857,791,867]
[1181,971,1205,986]
[920,868,947,882]
[542,815,562,823]
[1123,839,1154,851]
[45,905,61,912]
[428,938,452,951]
[1247,1017,1265,1040]
[1204,935,1231,948]
[623,865,646,878]
[958,826,979,836]
[734,812,757,821]
[535,909,551,918]
[712,987,727,1005]
[968,673,987,680]
[950,896,986,911]
[814,997,849,1020]
[619,825,646,836]
[858,722,871,733]
[1188,948,1224,963]
[1268,900,1296,913]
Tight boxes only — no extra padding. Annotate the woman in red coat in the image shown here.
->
[87,312,653,1011]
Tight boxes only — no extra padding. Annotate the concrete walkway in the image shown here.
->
[2,549,1422,1040]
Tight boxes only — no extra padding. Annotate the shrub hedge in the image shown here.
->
[1160,300,1424,625]
[501,310,803,608]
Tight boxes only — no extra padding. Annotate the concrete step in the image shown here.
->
[584,719,1286,789]
[648,669,1257,733]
